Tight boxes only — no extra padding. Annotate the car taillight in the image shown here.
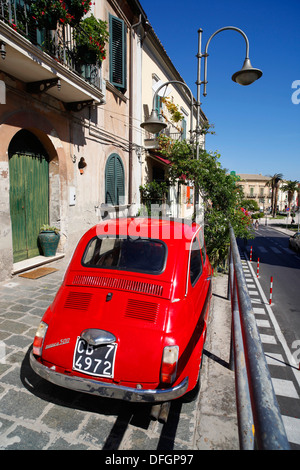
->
[160,345,179,384]
[33,321,48,356]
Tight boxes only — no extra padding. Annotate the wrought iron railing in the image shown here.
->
[0,0,102,89]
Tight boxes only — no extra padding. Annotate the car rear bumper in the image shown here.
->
[30,351,189,402]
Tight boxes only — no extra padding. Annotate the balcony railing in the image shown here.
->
[0,0,102,90]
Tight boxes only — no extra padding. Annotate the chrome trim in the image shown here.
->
[30,351,189,403]
[80,328,116,346]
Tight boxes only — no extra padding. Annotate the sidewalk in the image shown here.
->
[260,218,297,236]
[0,255,238,450]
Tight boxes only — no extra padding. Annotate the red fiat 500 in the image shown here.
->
[30,217,212,402]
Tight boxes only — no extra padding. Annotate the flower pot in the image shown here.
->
[38,231,60,257]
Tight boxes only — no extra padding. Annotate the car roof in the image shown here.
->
[93,217,201,244]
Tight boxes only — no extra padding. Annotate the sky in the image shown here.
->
[140,0,300,181]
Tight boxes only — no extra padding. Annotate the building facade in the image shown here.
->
[237,173,299,212]
[140,25,206,220]
[0,0,205,282]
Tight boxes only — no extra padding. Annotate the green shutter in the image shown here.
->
[109,14,127,90]
[105,154,125,205]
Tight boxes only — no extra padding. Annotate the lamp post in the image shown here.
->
[140,80,194,141]
[195,26,262,157]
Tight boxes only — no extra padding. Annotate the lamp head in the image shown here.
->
[140,110,167,134]
[232,58,262,86]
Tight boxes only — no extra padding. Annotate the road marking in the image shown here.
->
[270,247,281,254]
[258,246,268,253]
[246,282,256,288]
[260,334,277,344]
[245,256,300,389]
[249,290,259,296]
[282,416,300,446]
[253,307,266,315]
[272,378,299,399]
[265,353,286,367]
[251,298,263,304]
[256,319,271,328]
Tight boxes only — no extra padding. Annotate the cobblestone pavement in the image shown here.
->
[0,257,238,451]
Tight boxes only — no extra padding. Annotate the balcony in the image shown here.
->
[0,0,106,110]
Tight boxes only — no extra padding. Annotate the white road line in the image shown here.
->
[245,255,300,389]
[258,246,268,253]
[272,378,299,399]
[265,353,286,367]
[253,307,266,315]
[256,319,271,328]
[249,290,259,296]
[251,298,263,304]
[246,283,256,288]
[282,416,300,445]
[260,334,277,344]
[270,247,281,254]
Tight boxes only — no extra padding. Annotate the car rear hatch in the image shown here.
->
[41,271,173,385]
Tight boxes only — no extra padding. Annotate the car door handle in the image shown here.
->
[206,276,211,281]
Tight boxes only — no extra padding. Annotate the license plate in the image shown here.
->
[73,337,117,378]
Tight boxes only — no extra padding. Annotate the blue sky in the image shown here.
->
[140,0,300,181]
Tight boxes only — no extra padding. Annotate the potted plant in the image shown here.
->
[31,0,72,29]
[38,225,60,257]
[64,0,92,25]
[73,15,109,64]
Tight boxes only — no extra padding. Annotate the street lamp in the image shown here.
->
[140,80,194,140]
[196,26,262,155]
[141,26,262,144]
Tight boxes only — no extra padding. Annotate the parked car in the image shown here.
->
[289,232,300,253]
[30,217,212,403]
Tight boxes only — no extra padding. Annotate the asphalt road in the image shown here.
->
[248,225,300,351]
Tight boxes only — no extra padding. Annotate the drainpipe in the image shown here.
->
[129,15,142,213]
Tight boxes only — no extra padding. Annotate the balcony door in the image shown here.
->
[9,130,49,263]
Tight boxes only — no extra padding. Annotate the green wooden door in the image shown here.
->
[9,131,49,263]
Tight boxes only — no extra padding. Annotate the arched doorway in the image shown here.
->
[9,130,49,262]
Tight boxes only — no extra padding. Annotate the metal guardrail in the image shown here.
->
[228,224,290,450]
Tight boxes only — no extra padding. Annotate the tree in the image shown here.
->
[281,180,299,209]
[265,173,283,217]
[158,136,253,268]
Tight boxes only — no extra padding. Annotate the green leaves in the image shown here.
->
[158,136,253,268]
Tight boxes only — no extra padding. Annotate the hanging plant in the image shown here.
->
[64,0,92,25]
[161,97,184,123]
[74,15,109,63]
[31,0,72,28]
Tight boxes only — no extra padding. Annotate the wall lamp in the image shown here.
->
[140,80,194,139]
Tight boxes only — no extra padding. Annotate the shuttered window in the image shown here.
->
[105,154,125,206]
[109,14,127,91]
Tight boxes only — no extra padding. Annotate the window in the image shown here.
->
[189,236,203,285]
[82,237,166,274]
[198,230,207,266]
[109,14,127,91]
[105,154,125,206]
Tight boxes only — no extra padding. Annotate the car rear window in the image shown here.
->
[82,236,166,274]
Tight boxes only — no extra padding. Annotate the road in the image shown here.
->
[249,225,300,351]
[239,225,300,448]
[0,256,238,451]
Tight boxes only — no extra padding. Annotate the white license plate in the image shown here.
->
[73,337,117,378]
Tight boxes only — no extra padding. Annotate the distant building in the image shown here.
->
[236,173,299,212]
[237,174,272,211]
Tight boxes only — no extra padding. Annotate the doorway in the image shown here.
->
[9,130,49,262]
